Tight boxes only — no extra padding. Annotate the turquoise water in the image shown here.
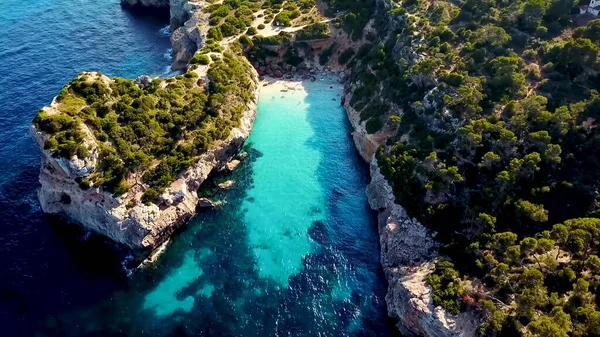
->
[32,81,396,336]
[0,0,396,335]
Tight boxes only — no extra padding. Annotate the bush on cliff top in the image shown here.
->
[33,53,255,199]
[295,22,329,41]
[191,53,211,65]
[338,0,600,333]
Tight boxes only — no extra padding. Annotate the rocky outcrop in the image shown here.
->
[32,69,259,261]
[341,4,484,332]
[342,63,482,336]
[365,159,483,336]
[169,0,207,70]
[342,84,393,162]
[121,0,207,70]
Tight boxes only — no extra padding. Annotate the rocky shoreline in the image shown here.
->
[255,60,348,84]
[342,84,483,336]
[32,0,483,335]
[32,70,259,261]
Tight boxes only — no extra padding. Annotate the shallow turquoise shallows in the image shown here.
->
[33,80,396,336]
[0,1,394,335]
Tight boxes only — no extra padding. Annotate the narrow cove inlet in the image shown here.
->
[0,1,397,335]
[31,81,396,336]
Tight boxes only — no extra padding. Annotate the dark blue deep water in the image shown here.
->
[0,1,397,336]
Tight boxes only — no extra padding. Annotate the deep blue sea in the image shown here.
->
[0,1,396,336]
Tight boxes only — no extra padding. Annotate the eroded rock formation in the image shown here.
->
[342,70,483,335]
[32,71,258,259]
[121,0,207,70]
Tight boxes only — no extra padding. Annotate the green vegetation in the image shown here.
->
[343,0,600,333]
[201,0,321,43]
[319,42,337,65]
[428,261,464,315]
[326,0,375,39]
[191,53,210,65]
[295,23,329,40]
[253,32,292,46]
[246,26,258,36]
[338,47,354,65]
[33,52,256,201]
[275,5,301,26]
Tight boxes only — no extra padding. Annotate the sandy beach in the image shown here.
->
[258,75,342,98]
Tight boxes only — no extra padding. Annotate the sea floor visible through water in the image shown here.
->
[0,1,398,335]
[35,79,398,337]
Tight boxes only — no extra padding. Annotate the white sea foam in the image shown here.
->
[159,25,171,37]
[163,48,172,61]
[161,65,180,78]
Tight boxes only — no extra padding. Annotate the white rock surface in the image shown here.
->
[366,160,482,336]
[32,69,259,260]
[344,83,483,335]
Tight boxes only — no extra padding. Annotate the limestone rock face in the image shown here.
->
[170,0,207,70]
[362,154,483,336]
[342,84,391,162]
[121,0,208,71]
[33,69,259,260]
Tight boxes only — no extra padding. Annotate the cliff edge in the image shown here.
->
[32,67,258,260]
[343,85,483,336]
[32,0,259,261]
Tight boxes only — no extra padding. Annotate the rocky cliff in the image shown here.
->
[121,0,207,70]
[169,0,207,70]
[32,70,258,260]
[342,85,482,336]
[33,1,260,261]
[340,0,484,332]
[365,157,483,336]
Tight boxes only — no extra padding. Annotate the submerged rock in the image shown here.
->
[225,159,241,172]
[197,198,216,208]
[217,180,235,189]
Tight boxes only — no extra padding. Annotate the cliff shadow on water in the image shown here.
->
[120,3,171,21]
[301,80,400,335]
[31,81,400,337]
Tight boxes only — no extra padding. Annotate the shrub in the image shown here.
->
[257,23,265,29]
[296,23,329,40]
[79,178,91,190]
[246,26,257,36]
[34,112,75,133]
[191,54,210,65]
[58,95,86,115]
[253,32,292,45]
[338,48,355,65]
[207,26,223,41]
[366,118,383,134]
[142,188,159,205]
[319,43,337,65]
[275,9,301,26]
